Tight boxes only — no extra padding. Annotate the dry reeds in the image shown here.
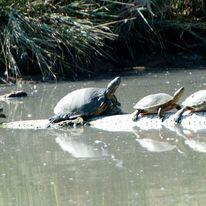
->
[0,0,206,80]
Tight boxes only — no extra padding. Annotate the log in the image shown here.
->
[1,112,206,133]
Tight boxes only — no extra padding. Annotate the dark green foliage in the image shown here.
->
[0,1,117,79]
[0,0,206,80]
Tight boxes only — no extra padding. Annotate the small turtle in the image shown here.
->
[49,77,122,124]
[174,90,206,123]
[132,87,185,121]
[0,107,6,118]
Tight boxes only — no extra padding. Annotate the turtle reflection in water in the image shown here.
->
[174,90,206,123]
[132,87,185,121]
[49,77,122,126]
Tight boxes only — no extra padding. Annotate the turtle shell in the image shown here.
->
[183,90,206,110]
[54,87,109,119]
[134,93,173,112]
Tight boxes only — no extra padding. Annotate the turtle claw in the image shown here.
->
[160,116,166,122]
[132,114,138,121]
[175,118,181,124]
[173,107,186,124]
[132,110,141,121]
[173,115,181,124]
[132,117,136,121]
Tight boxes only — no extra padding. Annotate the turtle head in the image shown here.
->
[0,107,6,119]
[106,77,121,98]
[173,87,185,102]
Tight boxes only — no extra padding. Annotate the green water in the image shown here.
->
[1,69,206,206]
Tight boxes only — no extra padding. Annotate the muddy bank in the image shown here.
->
[93,53,206,72]
[72,52,206,79]
[1,52,206,84]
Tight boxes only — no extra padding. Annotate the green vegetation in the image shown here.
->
[0,0,206,81]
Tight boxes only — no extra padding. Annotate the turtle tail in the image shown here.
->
[173,87,185,103]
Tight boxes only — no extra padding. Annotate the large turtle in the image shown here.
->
[132,87,184,121]
[49,77,122,124]
[0,107,6,119]
[174,90,206,123]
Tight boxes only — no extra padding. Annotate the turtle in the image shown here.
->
[49,77,122,124]
[174,90,206,123]
[132,87,185,121]
[0,107,6,119]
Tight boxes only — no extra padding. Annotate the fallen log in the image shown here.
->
[1,112,206,132]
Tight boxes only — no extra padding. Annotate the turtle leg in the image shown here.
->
[49,112,75,123]
[73,117,84,127]
[49,115,63,123]
[132,110,143,121]
[157,107,164,121]
[52,116,85,128]
[174,107,187,123]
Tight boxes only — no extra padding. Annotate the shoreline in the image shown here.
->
[1,52,206,84]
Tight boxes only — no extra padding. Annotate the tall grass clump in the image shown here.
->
[1,0,206,80]
[108,0,206,61]
[0,0,117,79]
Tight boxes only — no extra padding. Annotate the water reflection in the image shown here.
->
[55,129,109,159]
[53,128,124,170]
[136,138,177,153]
[1,70,206,205]
[132,127,187,153]
[174,126,206,153]
[133,121,206,154]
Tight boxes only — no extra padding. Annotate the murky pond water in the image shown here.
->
[1,69,206,206]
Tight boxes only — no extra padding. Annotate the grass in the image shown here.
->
[0,0,206,81]
[0,0,118,80]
